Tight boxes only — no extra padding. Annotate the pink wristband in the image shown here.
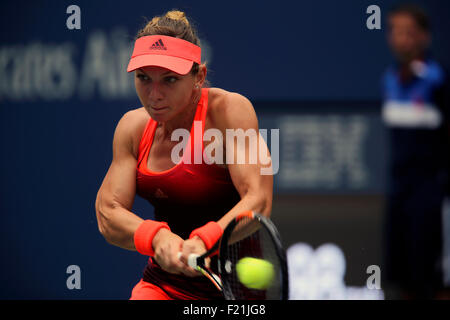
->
[134,220,170,256]
[189,221,223,251]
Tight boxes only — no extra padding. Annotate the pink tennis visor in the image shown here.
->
[127,35,201,75]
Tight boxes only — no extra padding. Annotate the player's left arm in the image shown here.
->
[180,91,274,261]
[212,91,274,229]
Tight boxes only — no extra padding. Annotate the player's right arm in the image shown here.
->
[94,110,193,275]
[95,110,145,251]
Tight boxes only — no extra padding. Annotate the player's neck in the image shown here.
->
[158,103,198,140]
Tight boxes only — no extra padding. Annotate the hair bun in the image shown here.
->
[165,10,189,25]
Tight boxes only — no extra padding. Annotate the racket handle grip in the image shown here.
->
[188,253,200,268]
[177,252,200,268]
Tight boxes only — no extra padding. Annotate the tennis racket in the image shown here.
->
[180,211,289,300]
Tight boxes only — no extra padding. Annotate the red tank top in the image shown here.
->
[135,88,240,300]
[136,88,240,238]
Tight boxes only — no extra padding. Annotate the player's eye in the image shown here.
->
[137,74,150,81]
[165,76,179,84]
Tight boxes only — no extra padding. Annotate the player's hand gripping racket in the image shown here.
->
[181,211,289,300]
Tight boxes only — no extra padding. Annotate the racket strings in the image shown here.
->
[224,216,282,300]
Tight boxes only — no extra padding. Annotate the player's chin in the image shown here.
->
[145,106,171,121]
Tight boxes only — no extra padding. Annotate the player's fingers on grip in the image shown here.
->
[156,247,183,275]
[180,242,198,261]
[169,248,185,268]
[205,257,211,269]
[155,257,180,275]
[177,251,188,265]
[176,252,199,277]
[179,243,200,265]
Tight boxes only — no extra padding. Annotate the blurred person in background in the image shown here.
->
[381,3,450,299]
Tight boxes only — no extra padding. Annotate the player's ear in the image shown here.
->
[195,64,207,88]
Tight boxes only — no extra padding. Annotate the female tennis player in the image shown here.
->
[95,10,274,300]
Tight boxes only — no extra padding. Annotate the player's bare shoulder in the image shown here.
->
[207,88,257,130]
[114,107,150,158]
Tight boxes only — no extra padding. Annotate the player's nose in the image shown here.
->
[148,82,164,103]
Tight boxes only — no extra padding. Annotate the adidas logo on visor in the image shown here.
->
[150,39,167,50]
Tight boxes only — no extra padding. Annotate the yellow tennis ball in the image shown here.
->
[236,257,274,290]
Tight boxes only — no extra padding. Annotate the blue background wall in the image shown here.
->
[1,0,449,299]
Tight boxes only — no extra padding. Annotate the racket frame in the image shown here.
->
[188,238,223,291]
[188,212,289,300]
[218,212,289,300]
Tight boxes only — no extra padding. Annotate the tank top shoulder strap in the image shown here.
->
[191,88,209,153]
[196,88,209,138]
[198,87,209,125]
